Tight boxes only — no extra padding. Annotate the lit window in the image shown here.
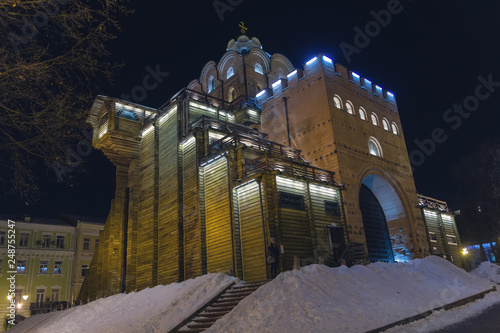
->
[226,66,234,79]
[368,137,382,157]
[447,235,457,245]
[17,260,26,274]
[228,87,236,102]
[333,95,342,109]
[382,118,390,131]
[254,63,264,75]
[0,231,5,245]
[208,76,215,93]
[39,260,48,274]
[19,232,29,247]
[429,232,437,242]
[51,288,60,302]
[82,265,89,277]
[83,238,90,250]
[345,101,354,115]
[56,235,65,249]
[41,234,51,248]
[391,122,399,135]
[371,113,379,126]
[359,107,367,120]
[54,261,62,274]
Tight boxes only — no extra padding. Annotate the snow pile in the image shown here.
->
[10,273,237,333]
[207,256,495,333]
[472,262,500,284]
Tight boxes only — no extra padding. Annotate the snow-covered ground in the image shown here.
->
[9,273,236,333]
[9,256,499,333]
[207,257,495,333]
[471,261,500,284]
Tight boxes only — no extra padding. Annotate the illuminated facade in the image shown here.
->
[82,35,440,299]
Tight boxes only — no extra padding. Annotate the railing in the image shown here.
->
[243,154,339,185]
[418,194,450,212]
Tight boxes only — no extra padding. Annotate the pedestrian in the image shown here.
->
[267,237,279,278]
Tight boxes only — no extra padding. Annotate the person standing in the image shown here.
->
[267,238,280,278]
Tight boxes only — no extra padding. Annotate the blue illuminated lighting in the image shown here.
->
[287,70,297,78]
[272,80,281,88]
[322,55,333,64]
[306,57,318,66]
[364,78,372,85]
[375,85,383,92]
[256,90,266,98]
[352,72,360,79]
[387,91,395,99]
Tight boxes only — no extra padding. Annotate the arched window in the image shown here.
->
[382,118,390,131]
[254,63,264,75]
[333,95,342,109]
[226,66,234,80]
[368,137,383,157]
[208,76,215,93]
[371,113,379,126]
[345,100,354,115]
[228,87,236,102]
[391,122,399,135]
[359,107,367,120]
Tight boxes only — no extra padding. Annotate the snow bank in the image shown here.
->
[472,262,500,284]
[10,273,237,333]
[207,256,495,333]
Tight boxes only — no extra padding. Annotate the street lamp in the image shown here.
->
[22,295,29,301]
[463,248,470,272]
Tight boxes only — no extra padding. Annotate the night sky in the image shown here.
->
[3,0,500,218]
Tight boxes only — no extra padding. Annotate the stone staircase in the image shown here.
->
[176,281,267,332]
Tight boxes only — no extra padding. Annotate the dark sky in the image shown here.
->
[3,0,500,218]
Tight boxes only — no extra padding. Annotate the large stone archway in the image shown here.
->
[360,173,412,262]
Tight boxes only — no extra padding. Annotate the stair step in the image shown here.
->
[198,310,229,317]
[206,305,235,312]
[187,322,213,329]
[192,317,218,324]
[178,329,205,333]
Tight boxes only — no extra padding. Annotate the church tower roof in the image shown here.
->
[226,35,263,55]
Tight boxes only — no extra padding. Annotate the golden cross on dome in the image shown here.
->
[239,21,248,35]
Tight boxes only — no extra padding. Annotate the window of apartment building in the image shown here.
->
[51,288,60,302]
[17,260,26,274]
[447,235,457,245]
[429,232,438,242]
[95,239,99,249]
[39,260,48,274]
[19,232,29,247]
[82,264,89,276]
[0,231,5,245]
[42,234,51,247]
[54,261,63,274]
[36,289,45,304]
[83,238,90,250]
[15,289,23,304]
[56,235,65,249]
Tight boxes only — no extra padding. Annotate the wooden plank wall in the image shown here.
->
[423,209,447,258]
[202,156,234,274]
[308,183,343,264]
[275,175,313,270]
[235,181,267,281]
[158,106,181,285]
[137,124,157,289]
[181,135,202,279]
[126,159,140,292]
[441,213,463,268]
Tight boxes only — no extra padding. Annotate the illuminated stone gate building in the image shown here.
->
[82,35,438,298]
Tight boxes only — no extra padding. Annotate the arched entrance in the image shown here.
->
[359,174,411,263]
